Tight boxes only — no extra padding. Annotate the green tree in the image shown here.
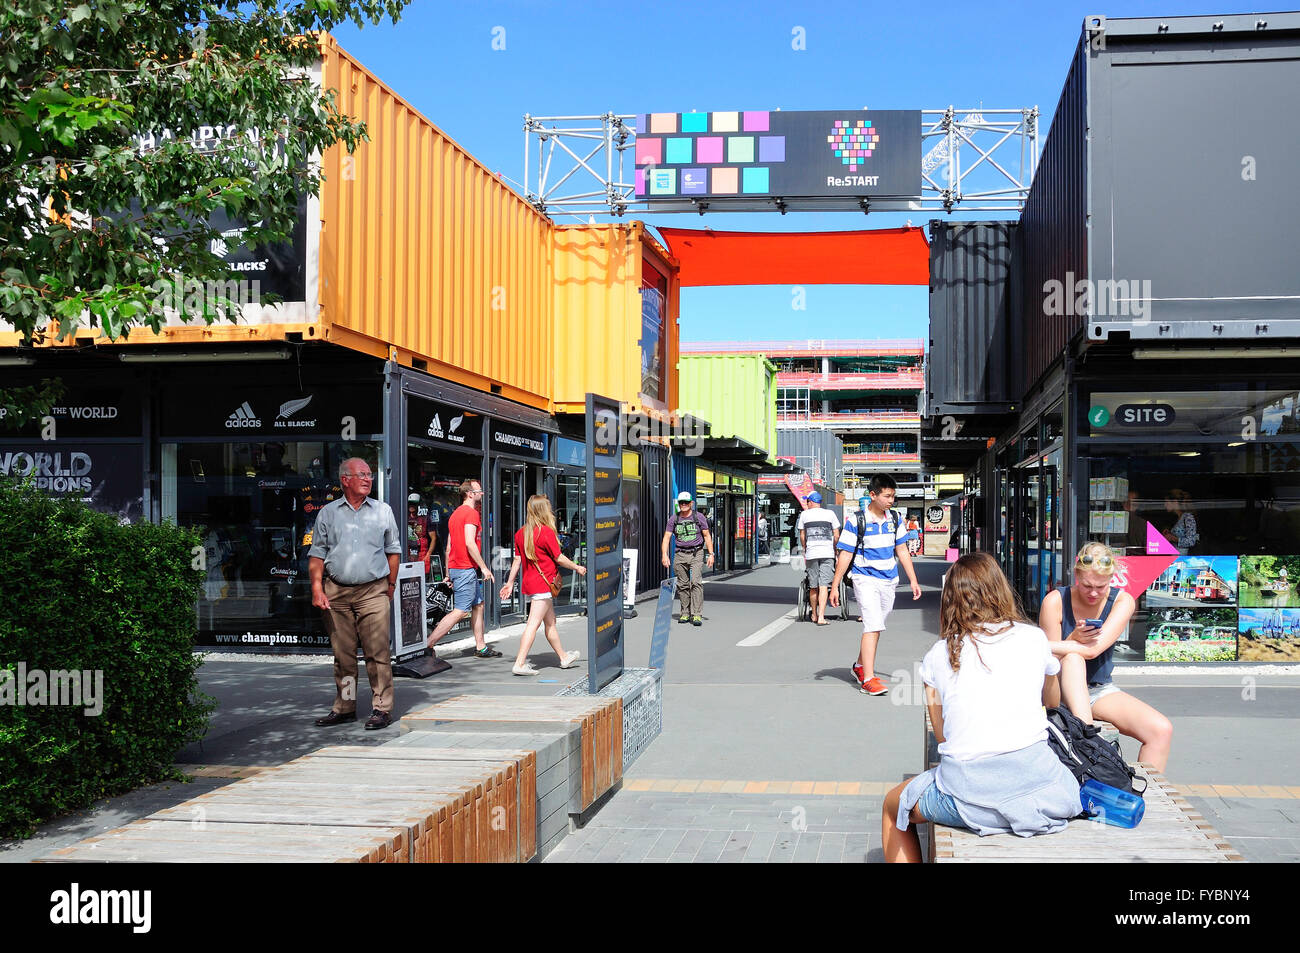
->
[0,0,408,421]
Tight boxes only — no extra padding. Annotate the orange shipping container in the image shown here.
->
[1,36,679,419]
[551,222,679,417]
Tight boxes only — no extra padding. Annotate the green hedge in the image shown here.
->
[0,479,213,837]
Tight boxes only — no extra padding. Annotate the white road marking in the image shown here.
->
[737,609,799,647]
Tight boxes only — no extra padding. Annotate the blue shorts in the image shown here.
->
[449,568,484,612]
[915,782,969,829]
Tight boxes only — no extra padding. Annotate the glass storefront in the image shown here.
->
[1076,378,1300,662]
[553,470,587,609]
[165,438,382,647]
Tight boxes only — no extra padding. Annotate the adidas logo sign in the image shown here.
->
[226,401,263,429]
[428,414,444,439]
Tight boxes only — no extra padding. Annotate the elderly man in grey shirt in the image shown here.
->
[308,457,401,730]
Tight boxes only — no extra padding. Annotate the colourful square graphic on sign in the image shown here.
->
[635,169,646,195]
[681,112,708,133]
[634,115,646,135]
[743,111,770,132]
[666,137,693,164]
[649,113,677,134]
[759,136,785,162]
[742,167,769,194]
[712,111,739,132]
[636,138,662,166]
[681,168,708,195]
[649,168,677,195]
[727,136,755,163]
[711,167,739,194]
[696,137,724,163]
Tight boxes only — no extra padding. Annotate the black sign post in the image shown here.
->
[585,394,624,692]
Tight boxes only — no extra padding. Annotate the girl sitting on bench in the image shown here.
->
[1039,541,1173,772]
[883,553,1080,862]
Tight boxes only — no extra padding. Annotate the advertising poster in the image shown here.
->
[0,443,145,522]
[635,109,921,201]
[1238,555,1300,608]
[1144,556,1237,608]
[1145,607,1237,662]
[1237,608,1300,661]
[923,503,951,557]
[391,562,428,661]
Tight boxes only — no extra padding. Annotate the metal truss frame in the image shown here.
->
[522,107,1038,218]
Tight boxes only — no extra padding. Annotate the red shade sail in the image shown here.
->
[655,226,930,287]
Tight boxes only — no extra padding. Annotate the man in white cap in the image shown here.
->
[797,490,841,625]
[661,491,714,625]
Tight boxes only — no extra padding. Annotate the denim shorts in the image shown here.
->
[915,782,969,829]
[1089,681,1121,705]
[449,568,484,612]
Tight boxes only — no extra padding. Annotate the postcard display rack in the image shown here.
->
[1088,477,1131,550]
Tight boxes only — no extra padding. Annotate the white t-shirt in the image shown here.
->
[919,621,1060,761]
[796,506,841,560]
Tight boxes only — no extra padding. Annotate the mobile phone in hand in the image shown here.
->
[1083,618,1103,628]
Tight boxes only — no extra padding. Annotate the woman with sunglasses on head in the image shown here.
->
[882,553,1080,862]
[499,495,586,676]
[1039,541,1174,772]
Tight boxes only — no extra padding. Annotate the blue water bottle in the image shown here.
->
[1079,778,1145,829]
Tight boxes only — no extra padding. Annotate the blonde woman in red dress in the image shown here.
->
[500,495,587,675]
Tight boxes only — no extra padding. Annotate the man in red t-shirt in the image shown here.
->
[427,478,502,659]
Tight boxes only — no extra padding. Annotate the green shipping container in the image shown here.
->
[677,355,777,461]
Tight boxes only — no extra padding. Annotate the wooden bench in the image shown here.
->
[43,747,530,864]
[39,691,632,864]
[918,709,1244,863]
[385,729,576,860]
[400,694,624,813]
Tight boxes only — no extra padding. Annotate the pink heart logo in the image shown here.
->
[828,119,880,172]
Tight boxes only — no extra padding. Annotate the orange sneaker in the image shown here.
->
[860,677,889,696]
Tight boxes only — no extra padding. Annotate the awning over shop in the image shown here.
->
[671,436,800,475]
[655,226,930,287]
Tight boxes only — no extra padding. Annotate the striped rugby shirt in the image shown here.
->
[837,508,917,583]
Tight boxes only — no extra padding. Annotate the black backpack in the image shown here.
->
[1044,706,1147,797]
[851,508,906,562]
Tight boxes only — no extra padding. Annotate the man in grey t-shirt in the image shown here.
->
[308,458,401,730]
[797,492,841,625]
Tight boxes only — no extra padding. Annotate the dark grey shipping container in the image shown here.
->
[777,429,844,491]
[1019,36,1088,393]
[927,220,1021,415]
[1020,13,1300,391]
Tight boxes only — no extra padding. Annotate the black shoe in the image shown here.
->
[315,710,356,727]
[364,710,392,730]
[472,645,503,659]
[692,615,703,626]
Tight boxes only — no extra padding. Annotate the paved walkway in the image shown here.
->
[544,560,1300,864]
[5,558,1299,863]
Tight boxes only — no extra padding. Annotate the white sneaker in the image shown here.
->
[559,650,581,669]
[512,662,539,676]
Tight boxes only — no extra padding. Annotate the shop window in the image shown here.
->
[553,471,587,608]
[639,273,667,404]
[167,439,382,647]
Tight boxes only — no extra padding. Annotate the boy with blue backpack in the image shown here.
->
[830,474,921,695]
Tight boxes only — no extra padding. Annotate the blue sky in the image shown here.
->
[332,1,1224,344]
